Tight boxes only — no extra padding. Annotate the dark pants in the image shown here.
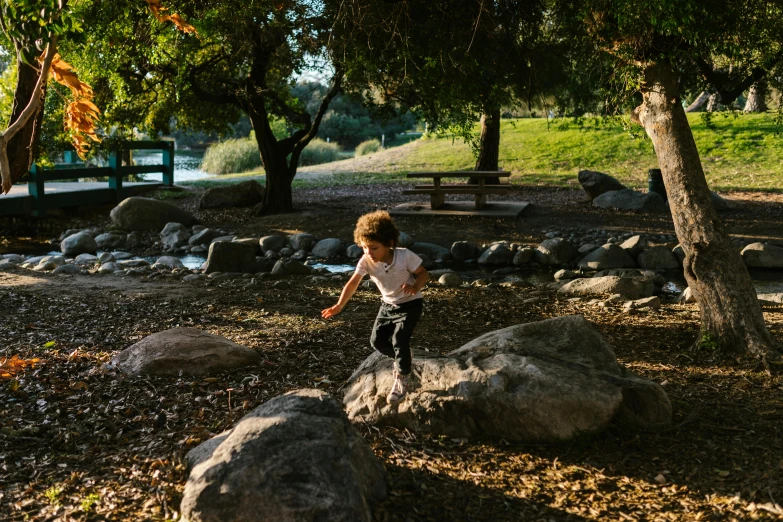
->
[370,298,423,375]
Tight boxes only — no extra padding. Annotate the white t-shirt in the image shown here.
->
[355,248,424,305]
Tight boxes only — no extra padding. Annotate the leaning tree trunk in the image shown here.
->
[471,108,501,185]
[249,110,294,214]
[743,80,767,113]
[635,62,782,371]
[7,56,46,182]
[685,91,710,113]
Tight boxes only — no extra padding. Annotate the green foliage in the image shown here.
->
[152,189,190,201]
[298,138,341,166]
[80,493,100,513]
[355,139,381,156]
[201,138,262,175]
[697,332,720,351]
[45,486,63,506]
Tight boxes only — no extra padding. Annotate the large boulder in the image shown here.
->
[593,189,668,213]
[410,242,451,261]
[558,276,654,300]
[110,197,196,231]
[204,241,258,274]
[289,233,316,252]
[312,238,344,258]
[741,242,783,268]
[344,316,671,442]
[637,246,680,270]
[160,222,191,250]
[60,232,97,256]
[534,238,579,266]
[259,235,290,253]
[94,232,125,250]
[577,244,636,270]
[450,241,481,262]
[619,235,647,259]
[199,180,263,209]
[181,389,386,522]
[111,327,261,376]
[478,243,514,266]
[577,170,627,201]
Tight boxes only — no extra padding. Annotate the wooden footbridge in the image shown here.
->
[0,141,174,217]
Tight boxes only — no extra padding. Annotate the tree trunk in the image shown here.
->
[249,110,294,214]
[471,108,500,184]
[706,92,721,112]
[7,56,45,182]
[634,62,782,371]
[743,80,767,113]
[685,91,709,113]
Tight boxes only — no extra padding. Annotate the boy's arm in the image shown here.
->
[321,272,364,318]
[402,265,429,295]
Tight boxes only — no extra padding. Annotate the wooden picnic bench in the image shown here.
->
[402,171,512,210]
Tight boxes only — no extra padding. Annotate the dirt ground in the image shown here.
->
[2,183,783,521]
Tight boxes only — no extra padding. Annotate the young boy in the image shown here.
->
[321,211,428,403]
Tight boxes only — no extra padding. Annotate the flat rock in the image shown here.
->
[593,189,668,213]
[110,197,196,231]
[111,327,262,376]
[181,389,386,522]
[344,315,671,441]
[741,242,783,268]
[204,241,258,274]
[259,235,290,254]
[558,276,654,300]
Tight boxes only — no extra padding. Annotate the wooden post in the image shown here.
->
[162,141,174,186]
[108,146,122,201]
[431,176,444,209]
[475,177,486,209]
[28,163,46,217]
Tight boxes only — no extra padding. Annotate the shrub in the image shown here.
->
[201,138,261,175]
[355,139,382,157]
[298,138,341,166]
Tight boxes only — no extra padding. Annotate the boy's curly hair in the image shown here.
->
[353,210,399,247]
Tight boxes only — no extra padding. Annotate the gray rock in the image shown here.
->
[0,259,19,270]
[153,256,186,270]
[189,228,222,247]
[344,315,671,441]
[111,327,262,376]
[438,272,463,286]
[346,244,363,259]
[511,247,534,266]
[672,244,686,264]
[204,242,258,274]
[289,233,316,252]
[741,242,783,268]
[199,180,263,209]
[2,254,24,264]
[278,247,293,257]
[98,262,119,274]
[291,250,308,261]
[451,241,481,262]
[410,242,452,262]
[679,287,697,303]
[160,222,191,250]
[578,170,627,201]
[623,296,661,311]
[271,259,314,276]
[211,236,235,244]
[478,244,514,266]
[619,235,647,258]
[637,246,680,270]
[578,244,636,270]
[558,276,655,300]
[181,389,386,522]
[259,235,290,254]
[98,252,116,264]
[398,231,414,248]
[94,232,125,250]
[52,263,81,275]
[61,232,98,256]
[534,238,579,266]
[312,238,344,258]
[594,268,644,278]
[110,197,196,231]
[554,269,579,281]
[74,253,98,265]
[593,189,668,213]
[111,251,134,260]
[183,274,205,282]
[578,243,599,254]
[118,259,150,268]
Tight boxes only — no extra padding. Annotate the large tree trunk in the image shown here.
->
[471,107,501,185]
[685,91,709,112]
[249,110,294,214]
[634,62,782,371]
[743,80,767,113]
[7,56,45,182]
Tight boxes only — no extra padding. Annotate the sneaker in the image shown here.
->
[387,371,408,403]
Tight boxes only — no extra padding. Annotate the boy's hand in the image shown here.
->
[401,283,418,295]
[321,305,343,319]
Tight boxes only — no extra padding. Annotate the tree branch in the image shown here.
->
[694,51,783,104]
[0,36,58,194]
[187,54,241,107]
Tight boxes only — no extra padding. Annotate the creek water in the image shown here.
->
[132,149,212,182]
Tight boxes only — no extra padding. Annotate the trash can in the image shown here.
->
[648,168,667,201]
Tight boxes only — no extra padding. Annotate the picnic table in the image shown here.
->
[402,171,512,210]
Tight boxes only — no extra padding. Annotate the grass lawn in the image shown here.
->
[184,113,783,192]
